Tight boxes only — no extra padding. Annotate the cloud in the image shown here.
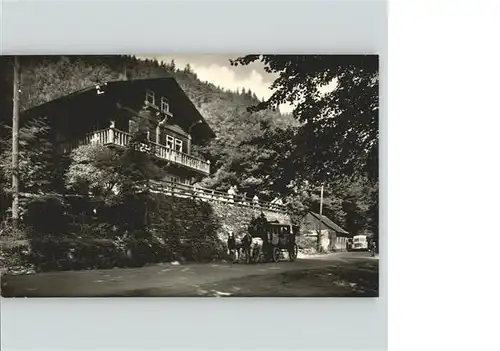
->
[193,64,268,99]
[191,63,295,114]
[142,55,294,113]
[150,54,276,83]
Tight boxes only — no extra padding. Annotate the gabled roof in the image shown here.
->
[21,77,216,141]
[308,212,349,235]
[165,123,188,136]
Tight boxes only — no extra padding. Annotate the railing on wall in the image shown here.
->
[13,181,289,215]
[149,180,288,214]
[59,128,210,175]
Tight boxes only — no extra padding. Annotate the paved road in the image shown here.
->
[1,252,379,297]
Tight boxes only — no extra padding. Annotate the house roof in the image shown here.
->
[20,77,216,141]
[308,212,349,235]
[165,123,188,136]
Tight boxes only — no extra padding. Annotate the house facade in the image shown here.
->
[21,77,215,186]
[300,211,349,251]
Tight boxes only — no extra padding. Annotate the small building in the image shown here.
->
[300,211,349,251]
[20,77,216,185]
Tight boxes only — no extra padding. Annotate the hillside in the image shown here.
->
[0,55,298,189]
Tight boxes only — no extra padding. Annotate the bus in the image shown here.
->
[351,234,369,251]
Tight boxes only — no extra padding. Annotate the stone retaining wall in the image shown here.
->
[210,201,291,241]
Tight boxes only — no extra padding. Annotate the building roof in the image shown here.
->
[20,77,216,141]
[307,212,349,235]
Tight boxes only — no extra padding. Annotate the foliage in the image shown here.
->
[0,218,27,240]
[296,235,320,254]
[149,193,224,262]
[65,142,163,237]
[231,54,379,183]
[0,116,59,195]
[0,236,163,274]
[65,144,123,203]
[0,241,37,276]
[230,55,379,237]
[0,116,67,231]
[21,195,69,236]
[328,176,377,236]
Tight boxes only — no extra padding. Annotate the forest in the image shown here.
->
[0,55,378,239]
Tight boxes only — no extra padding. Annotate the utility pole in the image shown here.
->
[11,56,20,230]
[317,184,324,252]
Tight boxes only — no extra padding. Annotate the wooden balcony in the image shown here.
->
[59,128,210,176]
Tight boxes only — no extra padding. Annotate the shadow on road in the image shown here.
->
[1,253,379,298]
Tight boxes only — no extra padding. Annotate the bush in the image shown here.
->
[0,233,230,275]
[22,196,68,236]
[0,240,36,275]
[179,237,228,263]
[296,235,319,254]
[1,184,228,275]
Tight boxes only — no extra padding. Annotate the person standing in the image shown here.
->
[370,238,377,256]
[252,193,259,207]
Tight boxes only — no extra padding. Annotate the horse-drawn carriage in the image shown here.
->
[258,222,298,262]
[228,213,298,263]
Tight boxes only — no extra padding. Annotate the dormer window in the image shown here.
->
[160,97,170,114]
[146,90,155,105]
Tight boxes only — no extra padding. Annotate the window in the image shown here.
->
[160,97,170,113]
[166,135,174,149]
[146,90,155,105]
[174,139,183,152]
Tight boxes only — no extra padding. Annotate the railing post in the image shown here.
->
[187,134,192,155]
[108,126,115,145]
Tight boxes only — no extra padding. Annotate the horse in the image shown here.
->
[241,232,264,263]
[248,235,264,263]
[228,231,264,263]
[227,232,245,262]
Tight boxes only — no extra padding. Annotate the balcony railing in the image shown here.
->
[59,128,210,175]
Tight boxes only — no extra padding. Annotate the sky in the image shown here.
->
[140,54,295,113]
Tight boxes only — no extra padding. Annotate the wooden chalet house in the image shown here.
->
[21,77,215,186]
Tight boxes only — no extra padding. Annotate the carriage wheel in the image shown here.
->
[288,244,298,262]
[272,247,281,263]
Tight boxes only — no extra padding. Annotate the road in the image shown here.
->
[1,252,379,297]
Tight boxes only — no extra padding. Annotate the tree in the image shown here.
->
[64,108,164,237]
[65,144,123,204]
[19,56,117,110]
[0,116,69,234]
[0,117,59,196]
[328,175,377,236]
[230,55,379,183]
